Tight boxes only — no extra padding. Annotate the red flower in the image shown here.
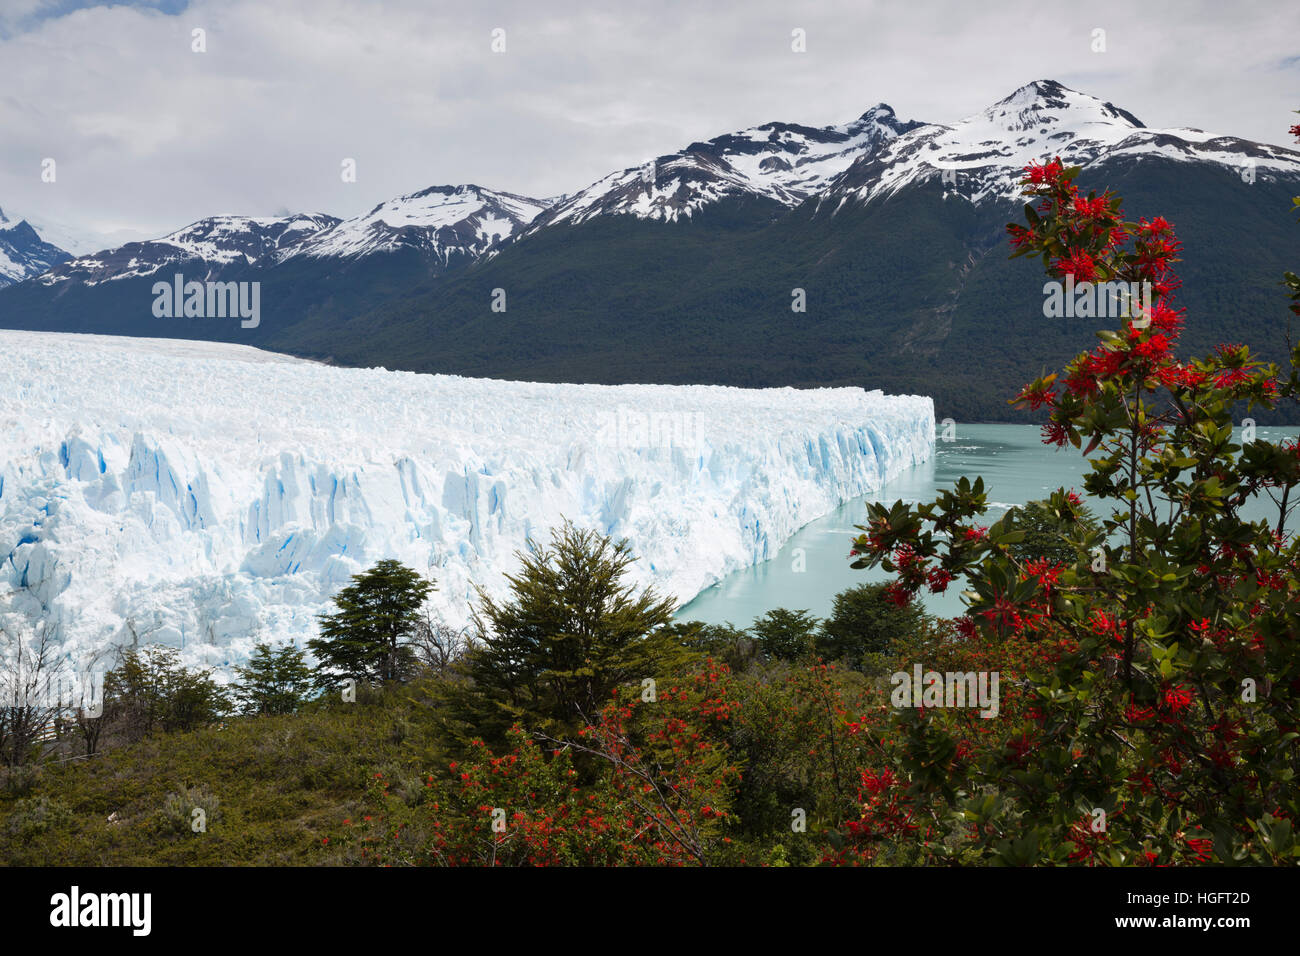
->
[1014,379,1056,410]
[926,566,955,593]
[1146,300,1184,333]
[1007,223,1036,250]
[1163,684,1195,714]
[1156,363,1206,390]
[1054,249,1098,282]
[1185,836,1213,863]
[1072,194,1109,218]
[882,581,913,607]
[981,593,1024,632]
[1125,703,1156,723]
[1213,367,1251,390]
[1024,558,1063,593]
[1022,158,1065,185]
[1007,733,1035,762]
[1089,610,1124,641]
[1082,348,1124,381]
[1131,332,1171,362]
[1139,216,1174,237]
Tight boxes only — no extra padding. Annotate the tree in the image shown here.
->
[751,608,818,662]
[1005,498,1101,565]
[665,620,759,673]
[408,614,469,676]
[814,583,927,667]
[0,621,64,767]
[457,522,687,741]
[70,647,111,757]
[845,144,1300,865]
[309,560,435,688]
[104,645,229,741]
[232,642,314,715]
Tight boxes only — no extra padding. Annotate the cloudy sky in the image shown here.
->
[1,0,1297,251]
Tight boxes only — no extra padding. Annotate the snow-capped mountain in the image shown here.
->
[38,213,341,287]
[29,187,549,288]
[0,329,933,670]
[0,208,70,289]
[5,210,152,258]
[820,80,1300,210]
[4,78,1300,420]
[283,185,551,263]
[17,79,1299,293]
[526,105,923,230]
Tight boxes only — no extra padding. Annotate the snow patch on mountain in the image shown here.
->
[0,208,71,289]
[38,214,341,286]
[4,211,151,259]
[17,80,1300,292]
[0,331,934,673]
[284,185,550,262]
[823,80,1300,211]
[528,105,923,229]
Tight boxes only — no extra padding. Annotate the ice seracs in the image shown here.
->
[0,331,934,675]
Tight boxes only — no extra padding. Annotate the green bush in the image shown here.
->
[159,784,223,835]
[6,794,74,838]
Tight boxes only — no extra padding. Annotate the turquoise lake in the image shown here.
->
[677,423,1300,628]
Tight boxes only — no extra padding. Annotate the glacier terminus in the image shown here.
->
[0,331,934,675]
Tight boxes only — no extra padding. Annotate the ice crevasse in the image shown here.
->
[0,331,934,673]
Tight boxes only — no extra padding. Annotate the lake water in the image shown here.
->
[677,423,1299,628]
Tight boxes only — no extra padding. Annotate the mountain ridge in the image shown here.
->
[10,79,1300,287]
[3,80,1299,423]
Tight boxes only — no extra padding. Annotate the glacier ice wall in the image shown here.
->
[0,331,934,673]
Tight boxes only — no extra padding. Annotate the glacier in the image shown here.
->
[0,330,933,674]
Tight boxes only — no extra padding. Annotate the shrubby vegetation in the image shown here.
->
[0,521,945,865]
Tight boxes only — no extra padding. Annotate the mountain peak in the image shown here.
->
[822,78,1300,211]
[0,212,72,288]
[530,102,927,229]
[856,103,896,121]
[986,79,1145,130]
[286,183,548,262]
[1017,78,1070,97]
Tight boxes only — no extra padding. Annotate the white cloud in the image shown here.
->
[0,0,1297,246]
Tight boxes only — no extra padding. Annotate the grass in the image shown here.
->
[0,687,446,866]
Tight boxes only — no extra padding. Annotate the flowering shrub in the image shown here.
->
[341,660,744,866]
[845,141,1300,865]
